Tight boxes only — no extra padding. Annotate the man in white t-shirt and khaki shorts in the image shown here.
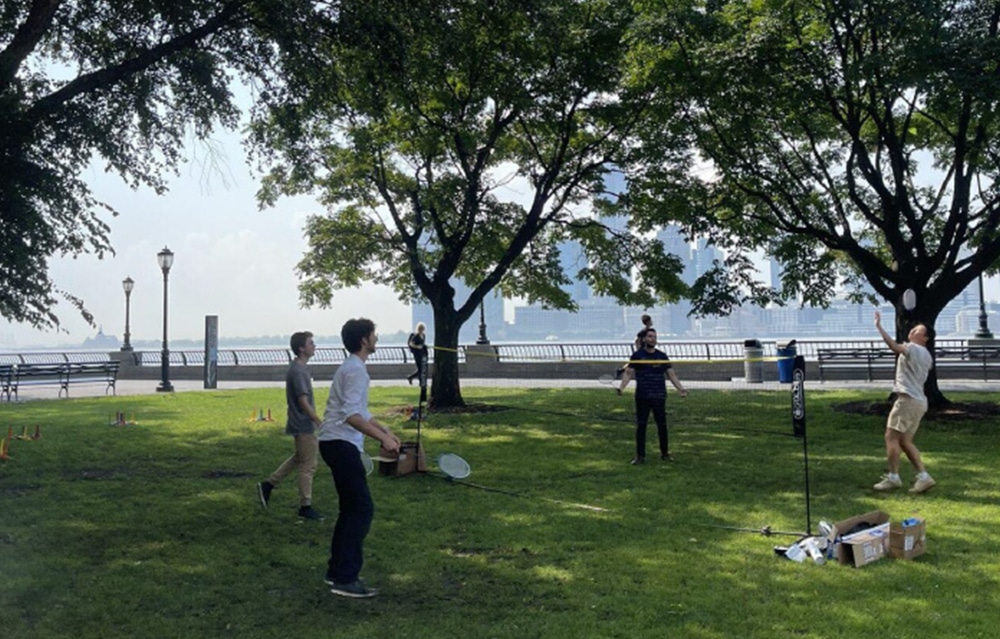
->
[873,310,936,494]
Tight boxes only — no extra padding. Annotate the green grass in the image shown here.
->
[2,386,999,639]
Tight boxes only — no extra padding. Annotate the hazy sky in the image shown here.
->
[0,127,411,349]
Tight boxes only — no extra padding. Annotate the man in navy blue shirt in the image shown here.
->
[618,328,688,464]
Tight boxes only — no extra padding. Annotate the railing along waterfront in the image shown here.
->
[3,338,970,368]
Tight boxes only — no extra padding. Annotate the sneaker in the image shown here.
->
[329,579,378,599]
[660,453,674,462]
[257,481,273,509]
[909,475,936,494]
[630,457,645,465]
[298,506,325,521]
[873,475,903,491]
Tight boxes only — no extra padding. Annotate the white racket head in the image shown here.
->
[360,451,374,476]
[436,452,471,479]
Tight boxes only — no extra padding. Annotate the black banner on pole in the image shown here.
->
[791,355,806,438]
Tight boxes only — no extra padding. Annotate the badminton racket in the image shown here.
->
[598,373,622,395]
[360,451,401,476]
[436,452,471,479]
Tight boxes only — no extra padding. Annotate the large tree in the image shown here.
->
[254,0,686,407]
[0,0,316,329]
[629,0,1000,403]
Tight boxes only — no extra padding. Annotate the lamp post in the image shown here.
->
[975,273,994,339]
[120,277,134,352]
[156,247,175,392]
[476,299,490,345]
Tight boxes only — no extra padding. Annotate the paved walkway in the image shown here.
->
[3,376,997,403]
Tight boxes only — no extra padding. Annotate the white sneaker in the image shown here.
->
[873,475,902,491]
[909,475,936,494]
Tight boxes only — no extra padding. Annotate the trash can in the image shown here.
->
[776,339,798,384]
[744,339,764,383]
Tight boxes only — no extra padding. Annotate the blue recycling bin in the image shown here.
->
[776,341,797,383]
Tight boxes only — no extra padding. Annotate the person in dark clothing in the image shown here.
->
[633,313,654,351]
[618,328,687,464]
[406,322,427,385]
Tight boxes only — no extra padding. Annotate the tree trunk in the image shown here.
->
[429,306,465,409]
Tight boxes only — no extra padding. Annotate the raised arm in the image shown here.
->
[875,310,906,355]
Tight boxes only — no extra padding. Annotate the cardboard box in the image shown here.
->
[827,510,891,568]
[377,441,427,477]
[890,519,927,560]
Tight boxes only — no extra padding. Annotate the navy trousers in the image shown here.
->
[634,395,668,459]
[320,439,374,584]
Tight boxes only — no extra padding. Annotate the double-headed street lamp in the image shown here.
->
[975,273,994,339]
[156,247,175,392]
[120,277,134,352]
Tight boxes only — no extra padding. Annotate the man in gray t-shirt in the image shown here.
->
[257,331,325,520]
[873,311,936,494]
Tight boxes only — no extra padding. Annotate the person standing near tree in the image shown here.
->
[407,322,428,385]
[257,331,325,521]
[873,310,936,493]
[633,313,654,351]
[618,327,687,464]
[319,318,401,598]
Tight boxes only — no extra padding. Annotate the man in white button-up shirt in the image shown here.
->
[319,318,401,598]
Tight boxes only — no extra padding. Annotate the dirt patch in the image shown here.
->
[202,469,254,479]
[392,403,509,416]
[834,400,1000,421]
[429,403,509,415]
[69,468,127,480]
[0,483,40,497]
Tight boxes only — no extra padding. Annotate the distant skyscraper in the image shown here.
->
[558,239,591,302]
[657,224,694,285]
[769,255,783,292]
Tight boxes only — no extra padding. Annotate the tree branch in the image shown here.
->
[24,0,248,125]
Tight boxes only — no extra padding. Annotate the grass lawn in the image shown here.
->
[1,384,999,639]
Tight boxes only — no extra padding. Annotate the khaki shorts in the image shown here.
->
[887,394,927,435]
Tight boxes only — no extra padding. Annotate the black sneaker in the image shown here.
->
[660,453,674,462]
[257,481,273,509]
[329,579,378,599]
[630,457,645,465]
[298,505,325,521]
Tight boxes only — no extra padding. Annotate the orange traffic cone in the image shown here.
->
[0,437,10,461]
[32,424,41,440]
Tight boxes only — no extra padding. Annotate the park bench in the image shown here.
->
[4,361,120,401]
[817,345,1000,382]
[816,348,895,382]
[933,346,1000,381]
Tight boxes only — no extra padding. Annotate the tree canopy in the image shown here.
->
[630,0,1000,334]
[0,0,315,330]
[254,0,687,407]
